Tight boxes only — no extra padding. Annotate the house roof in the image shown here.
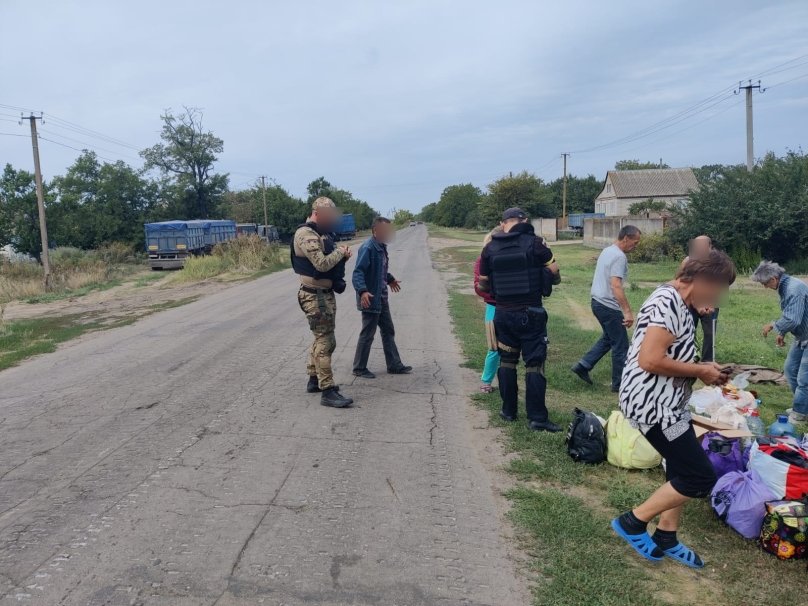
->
[607,168,699,198]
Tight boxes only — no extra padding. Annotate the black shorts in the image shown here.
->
[644,423,717,499]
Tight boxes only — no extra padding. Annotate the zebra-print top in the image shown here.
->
[620,284,697,441]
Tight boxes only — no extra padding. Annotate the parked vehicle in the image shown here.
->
[144,219,237,269]
[409,221,417,227]
[567,212,605,232]
[334,213,356,241]
[258,224,280,242]
[236,223,258,236]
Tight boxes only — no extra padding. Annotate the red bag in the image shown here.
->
[748,442,808,500]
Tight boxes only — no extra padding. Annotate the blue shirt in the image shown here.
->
[591,244,628,310]
[775,274,808,343]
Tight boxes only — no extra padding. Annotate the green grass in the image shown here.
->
[24,279,123,304]
[133,272,166,287]
[435,238,804,605]
[427,224,489,242]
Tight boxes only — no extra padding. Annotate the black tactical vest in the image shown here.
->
[290,223,346,282]
[487,230,545,307]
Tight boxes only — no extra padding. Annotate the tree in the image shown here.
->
[141,107,228,219]
[432,184,482,228]
[628,198,669,216]
[304,177,379,230]
[671,152,808,264]
[614,159,670,170]
[482,171,553,226]
[222,182,310,238]
[547,174,602,214]
[392,208,415,225]
[0,164,49,258]
[417,202,437,223]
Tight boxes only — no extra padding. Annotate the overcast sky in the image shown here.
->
[2,0,807,215]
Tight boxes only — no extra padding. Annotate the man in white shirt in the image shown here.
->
[572,225,642,392]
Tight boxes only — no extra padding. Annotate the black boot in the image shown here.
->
[321,387,353,408]
[307,376,321,393]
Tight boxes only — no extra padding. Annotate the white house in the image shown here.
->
[594,168,700,216]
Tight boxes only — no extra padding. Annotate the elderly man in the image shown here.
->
[753,261,808,424]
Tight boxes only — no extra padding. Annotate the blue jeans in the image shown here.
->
[579,300,629,391]
[494,306,549,422]
[784,341,808,415]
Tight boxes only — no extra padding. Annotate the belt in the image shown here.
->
[300,285,333,294]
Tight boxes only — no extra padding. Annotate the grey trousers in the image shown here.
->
[352,300,403,372]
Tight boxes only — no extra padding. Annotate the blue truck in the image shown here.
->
[334,213,356,241]
[144,219,237,269]
[567,212,605,232]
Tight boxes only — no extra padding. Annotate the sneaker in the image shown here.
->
[388,365,413,374]
[528,420,562,433]
[571,363,593,385]
[499,410,517,422]
[353,369,376,379]
[788,412,808,424]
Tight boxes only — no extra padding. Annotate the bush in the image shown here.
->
[171,235,288,283]
[627,233,683,263]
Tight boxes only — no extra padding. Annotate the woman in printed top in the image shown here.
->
[474,227,502,393]
[612,250,736,569]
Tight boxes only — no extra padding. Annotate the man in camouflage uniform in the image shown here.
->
[292,197,354,408]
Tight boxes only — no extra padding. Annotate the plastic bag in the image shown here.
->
[711,469,777,539]
[702,432,745,478]
[712,404,750,432]
[731,372,751,390]
[606,411,662,469]
[689,387,724,415]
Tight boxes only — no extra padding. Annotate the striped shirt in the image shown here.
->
[775,274,808,344]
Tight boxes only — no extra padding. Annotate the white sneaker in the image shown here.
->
[788,412,808,424]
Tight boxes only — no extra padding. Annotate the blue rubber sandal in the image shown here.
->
[610,518,663,562]
[662,542,704,569]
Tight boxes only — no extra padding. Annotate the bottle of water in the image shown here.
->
[746,410,766,437]
[769,414,797,438]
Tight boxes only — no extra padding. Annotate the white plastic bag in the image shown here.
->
[712,404,750,432]
[731,372,751,390]
[689,387,724,415]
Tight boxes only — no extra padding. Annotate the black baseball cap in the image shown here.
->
[502,207,528,221]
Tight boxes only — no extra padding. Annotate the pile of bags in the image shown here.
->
[566,407,808,561]
[689,372,758,433]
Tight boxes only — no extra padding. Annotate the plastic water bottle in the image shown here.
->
[746,410,766,437]
[769,414,797,438]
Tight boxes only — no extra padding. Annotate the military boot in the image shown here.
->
[307,376,321,393]
[321,387,353,408]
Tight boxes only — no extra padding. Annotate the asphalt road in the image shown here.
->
[0,225,528,606]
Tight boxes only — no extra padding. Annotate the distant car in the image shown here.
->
[417,221,423,224]
[409,221,417,227]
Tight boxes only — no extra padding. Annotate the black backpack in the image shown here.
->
[566,408,606,464]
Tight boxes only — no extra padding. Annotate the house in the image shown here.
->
[594,167,699,216]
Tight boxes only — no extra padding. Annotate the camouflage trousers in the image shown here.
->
[298,288,337,390]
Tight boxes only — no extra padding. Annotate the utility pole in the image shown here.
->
[259,175,268,229]
[735,80,765,172]
[24,114,51,288]
[561,152,570,226]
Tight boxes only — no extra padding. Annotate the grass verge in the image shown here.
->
[169,235,289,284]
[434,230,804,605]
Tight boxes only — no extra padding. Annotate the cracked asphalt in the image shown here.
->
[0,225,529,606]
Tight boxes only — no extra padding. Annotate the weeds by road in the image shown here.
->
[432,229,804,605]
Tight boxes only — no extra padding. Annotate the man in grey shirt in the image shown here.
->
[572,225,642,392]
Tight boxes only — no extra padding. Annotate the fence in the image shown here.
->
[583,216,667,248]
[531,218,557,242]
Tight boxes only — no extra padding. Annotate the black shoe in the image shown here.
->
[499,411,517,422]
[528,420,562,433]
[321,387,353,408]
[353,369,376,379]
[388,365,413,374]
[571,363,593,385]
[307,376,321,393]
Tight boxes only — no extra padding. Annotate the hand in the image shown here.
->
[622,311,634,328]
[698,362,729,386]
[762,323,774,337]
[340,246,352,259]
[389,280,402,293]
[776,334,786,348]
[360,292,374,309]
[698,306,713,316]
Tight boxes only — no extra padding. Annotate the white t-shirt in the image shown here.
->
[591,244,628,310]
[619,284,697,440]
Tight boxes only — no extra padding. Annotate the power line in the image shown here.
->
[0,132,30,137]
[37,136,121,164]
[37,128,141,162]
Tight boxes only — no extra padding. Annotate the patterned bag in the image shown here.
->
[759,500,808,560]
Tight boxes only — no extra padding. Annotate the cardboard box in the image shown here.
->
[692,414,754,439]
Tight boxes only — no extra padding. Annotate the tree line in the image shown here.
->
[0,107,379,258]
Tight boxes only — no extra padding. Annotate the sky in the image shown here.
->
[1,0,807,216]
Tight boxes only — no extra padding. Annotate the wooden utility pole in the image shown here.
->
[25,114,51,288]
[561,152,570,226]
[260,175,269,229]
[735,80,764,172]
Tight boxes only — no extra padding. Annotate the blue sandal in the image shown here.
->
[610,518,663,562]
[662,542,704,569]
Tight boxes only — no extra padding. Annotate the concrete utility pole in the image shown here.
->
[561,152,570,224]
[25,114,51,288]
[735,80,764,172]
[260,175,268,229]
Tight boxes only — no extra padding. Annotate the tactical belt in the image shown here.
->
[300,285,333,295]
